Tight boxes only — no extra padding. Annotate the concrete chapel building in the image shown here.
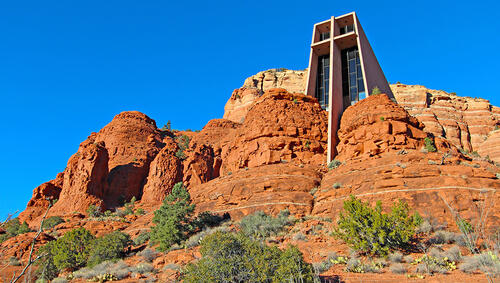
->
[305,12,394,162]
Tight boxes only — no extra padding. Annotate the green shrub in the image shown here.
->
[133,231,150,246]
[371,86,382,95]
[388,251,404,263]
[185,226,230,248]
[86,205,102,218]
[390,263,407,274]
[345,257,381,273]
[42,216,65,230]
[9,256,21,266]
[137,248,158,262]
[39,227,95,278]
[182,231,315,282]
[175,150,187,160]
[239,210,293,239]
[73,260,131,280]
[192,211,227,230]
[413,254,457,274]
[122,196,136,215]
[87,231,131,267]
[459,251,500,276]
[333,196,422,256]
[0,218,31,242]
[150,182,195,251]
[327,159,342,169]
[424,137,437,152]
[174,135,190,160]
[38,228,132,280]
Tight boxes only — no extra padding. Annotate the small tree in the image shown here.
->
[87,231,131,267]
[150,182,195,251]
[42,227,95,273]
[424,137,437,152]
[182,231,315,282]
[0,218,31,243]
[333,196,421,256]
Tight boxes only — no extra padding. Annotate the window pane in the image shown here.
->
[349,60,355,72]
[358,79,364,91]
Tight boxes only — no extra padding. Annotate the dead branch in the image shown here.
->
[10,205,51,283]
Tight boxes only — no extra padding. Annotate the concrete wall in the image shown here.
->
[355,15,394,98]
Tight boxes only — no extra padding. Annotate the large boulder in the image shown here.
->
[141,138,182,204]
[336,94,457,161]
[94,111,164,206]
[220,88,328,174]
[50,139,109,215]
[18,173,63,224]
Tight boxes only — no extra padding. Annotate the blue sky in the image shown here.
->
[1,1,499,219]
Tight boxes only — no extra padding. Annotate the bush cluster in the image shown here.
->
[333,196,422,256]
[150,182,224,252]
[182,231,315,282]
[0,218,31,242]
[238,210,293,239]
[42,216,65,230]
[38,228,131,281]
[174,135,190,160]
[424,137,437,152]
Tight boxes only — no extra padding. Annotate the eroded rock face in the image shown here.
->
[477,129,500,163]
[220,88,328,174]
[336,94,458,161]
[94,111,164,206]
[243,69,307,94]
[391,84,500,155]
[19,173,64,224]
[223,88,261,123]
[141,138,182,204]
[182,144,219,188]
[312,94,500,228]
[50,139,109,215]
[22,111,168,221]
[190,163,322,220]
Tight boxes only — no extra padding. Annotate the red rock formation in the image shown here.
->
[141,138,182,204]
[220,88,328,174]
[182,144,219,188]
[336,94,458,161]
[312,94,500,228]
[190,163,322,220]
[19,173,63,224]
[391,84,500,155]
[50,139,109,215]
[477,129,500,163]
[242,69,307,94]
[94,111,164,206]
[223,88,261,123]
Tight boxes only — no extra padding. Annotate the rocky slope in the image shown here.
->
[5,71,500,282]
[313,94,500,228]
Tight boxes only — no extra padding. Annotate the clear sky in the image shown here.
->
[1,1,499,220]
